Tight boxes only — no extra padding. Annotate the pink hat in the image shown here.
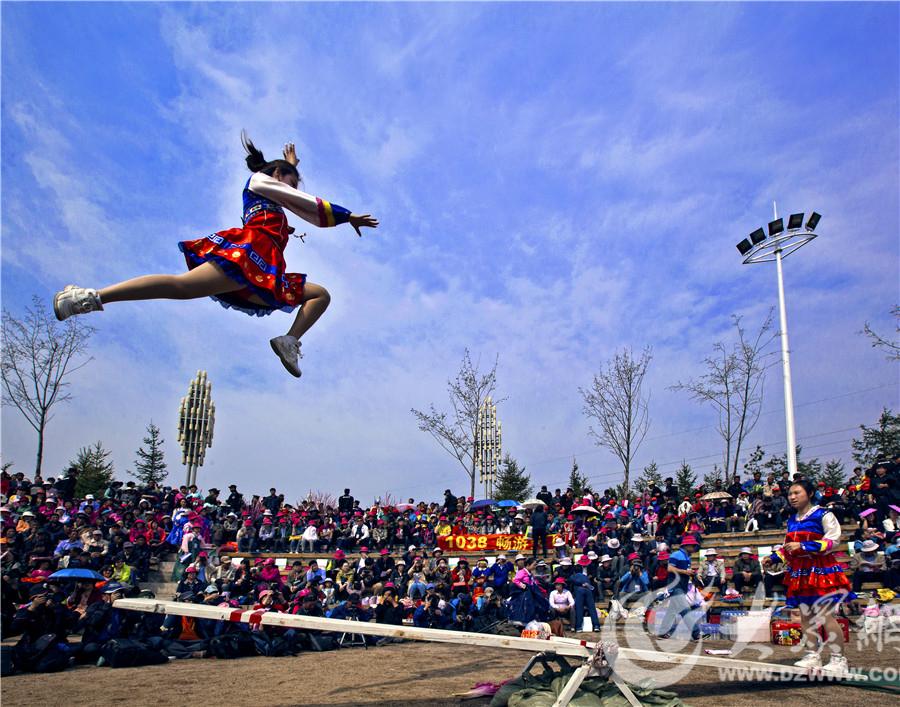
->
[554,577,567,584]
[360,546,369,553]
[577,555,591,565]
[627,552,640,562]
[333,550,346,560]
[680,535,699,546]
[380,549,389,555]
[265,557,276,564]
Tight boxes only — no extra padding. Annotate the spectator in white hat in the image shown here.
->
[849,539,886,593]
[732,547,763,594]
[697,548,726,596]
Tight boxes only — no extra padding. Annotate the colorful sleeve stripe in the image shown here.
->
[315,198,351,227]
[800,539,833,553]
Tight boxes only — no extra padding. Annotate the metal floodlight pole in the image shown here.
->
[177,370,216,487]
[739,203,819,479]
[477,397,501,498]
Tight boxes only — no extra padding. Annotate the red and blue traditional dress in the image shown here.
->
[178,172,351,316]
[770,506,855,607]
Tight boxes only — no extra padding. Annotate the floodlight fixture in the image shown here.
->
[787,213,804,230]
[768,218,784,237]
[736,239,753,255]
[805,212,821,231]
[749,227,766,245]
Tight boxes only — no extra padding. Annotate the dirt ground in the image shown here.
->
[2,628,898,707]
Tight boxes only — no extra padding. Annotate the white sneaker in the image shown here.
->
[53,285,103,321]
[821,655,850,677]
[793,651,823,669]
[270,335,302,377]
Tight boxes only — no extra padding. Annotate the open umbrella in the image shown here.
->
[467,499,495,510]
[571,505,601,515]
[495,500,519,508]
[700,491,733,502]
[49,568,105,581]
[394,503,416,511]
[521,499,547,509]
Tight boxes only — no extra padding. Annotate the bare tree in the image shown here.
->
[670,309,776,479]
[579,346,652,493]
[411,349,504,498]
[1,296,95,477]
[859,305,899,361]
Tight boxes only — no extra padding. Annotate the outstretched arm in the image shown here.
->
[249,172,378,235]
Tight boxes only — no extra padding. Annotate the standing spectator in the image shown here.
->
[338,489,354,516]
[536,486,554,507]
[530,505,549,558]
[226,484,244,513]
[262,488,281,514]
[732,547,763,594]
[569,557,601,632]
[443,489,458,514]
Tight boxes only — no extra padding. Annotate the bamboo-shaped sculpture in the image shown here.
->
[177,370,216,487]
[476,396,501,498]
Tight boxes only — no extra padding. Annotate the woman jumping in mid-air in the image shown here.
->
[53,133,378,378]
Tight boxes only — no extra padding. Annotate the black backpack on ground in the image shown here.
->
[101,638,168,668]
[10,635,70,674]
[208,630,259,659]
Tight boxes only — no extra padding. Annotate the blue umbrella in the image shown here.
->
[468,499,494,510]
[49,568,105,581]
[496,500,518,507]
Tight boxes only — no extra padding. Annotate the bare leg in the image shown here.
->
[799,605,821,653]
[817,608,845,657]
[97,262,245,304]
[286,282,330,340]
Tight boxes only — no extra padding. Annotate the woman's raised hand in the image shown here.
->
[282,142,299,167]
[349,213,379,237]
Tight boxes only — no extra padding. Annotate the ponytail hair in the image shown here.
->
[241,130,300,182]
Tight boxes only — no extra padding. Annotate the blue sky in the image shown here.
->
[2,2,898,504]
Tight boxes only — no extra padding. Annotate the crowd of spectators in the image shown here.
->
[2,456,898,671]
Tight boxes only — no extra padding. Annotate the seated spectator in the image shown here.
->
[175,565,204,598]
[72,582,136,663]
[732,547,763,594]
[755,496,782,530]
[548,577,576,626]
[11,581,79,653]
[763,547,788,598]
[849,539,887,592]
[236,520,256,553]
[618,557,650,608]
[595,554,619,604]
[649,550,670,590]
[449,592,476,631]
[697,548,726,596]
[885,535,900,591]
[451,558,472,596]
[707,502,728,533]
[66,579,103,618]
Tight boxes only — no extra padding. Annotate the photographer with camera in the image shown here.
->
[413,593,453,629]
